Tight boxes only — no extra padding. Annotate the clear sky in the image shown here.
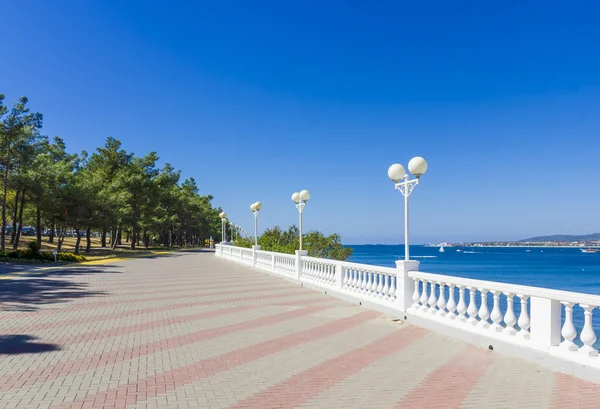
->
[2,1,599,244]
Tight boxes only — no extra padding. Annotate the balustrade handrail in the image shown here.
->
[409,271,600,306]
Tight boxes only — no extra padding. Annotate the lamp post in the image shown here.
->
[291,190,310,251]
[250,202,262,246]
[388,157,428,261]
[219,212,227,242]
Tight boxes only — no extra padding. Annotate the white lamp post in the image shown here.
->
[250,202,262,246]
[388,157,428,260]
[292,190,310,251]
[219,212,227,242]
[229,221,235,243]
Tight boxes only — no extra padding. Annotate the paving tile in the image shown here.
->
[1,251,599,409]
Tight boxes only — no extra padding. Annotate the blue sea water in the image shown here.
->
[348,245,600,295]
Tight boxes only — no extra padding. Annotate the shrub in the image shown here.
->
[56,252,86,262]
[8,251,20,259]
[27,240,40,255]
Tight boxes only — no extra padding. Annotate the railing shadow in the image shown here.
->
[0,335,61,355]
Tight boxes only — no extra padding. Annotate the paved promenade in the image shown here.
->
[1,251,600,409]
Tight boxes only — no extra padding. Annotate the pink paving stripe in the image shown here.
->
[552,372,600,408]
[230,326,428,409]
[0,305,332,390]
[52,310,381,409]
[88,275,276,291]
[92,280,290,297]
[4,292,328,334]
[394,346,495,408]
[50,305,258,345]
[2,287,310,319]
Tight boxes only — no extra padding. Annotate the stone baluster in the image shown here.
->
[381,273,390,299]
[579,304,598,356]
[350,268,358,291]
[478,288,490,328]
[420,280,429,311]
[436,282,447,316]
[560,302,578,351]
[369,272,376,296]
[517,294,530,338]
[374,272,382,297]
[457,285,467,321]
[490,290,503,331]
[342,267,349,288]
[363,271,371,294]
[428,281,438,314]
[467,287,479,325]
[388,275,396,301]
[446,284,457,319]
[411,278,421,308]
[503,292,517,335]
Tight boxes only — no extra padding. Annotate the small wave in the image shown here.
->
[462,251,484,254]
[412,255,438,259]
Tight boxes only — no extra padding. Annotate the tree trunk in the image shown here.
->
[13,190,26,250]
[49,219,55,243]
[36,198,42,248]
[85,227,91,252]
[74,227,82,254]
[101,226,107,248]
[10,189,20,245]
[1,166,9,250]
[57,222,66,252]
[130,207,137,250]
[111,224,120,250]
[117,228,122,245]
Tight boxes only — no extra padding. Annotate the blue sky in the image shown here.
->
[2,1,599,244]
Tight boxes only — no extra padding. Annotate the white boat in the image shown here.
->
[439,245,445,253]
[456,249,462,252]
[581,248,600,253]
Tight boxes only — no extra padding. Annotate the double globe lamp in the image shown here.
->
[387,156,428,261]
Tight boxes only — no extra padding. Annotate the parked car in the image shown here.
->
[22,227,36,236]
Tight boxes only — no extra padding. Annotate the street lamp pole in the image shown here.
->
[219,212,227,242]
[250,202,262,246]
[291,190,310,251]
[388,157,428,261]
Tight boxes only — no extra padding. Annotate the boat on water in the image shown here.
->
[456,249,462,252]
[580,248,600,253]
[439,245,445,253]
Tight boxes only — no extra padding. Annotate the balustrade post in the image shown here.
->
[529,297,561,349]
[335,264,344,289]
[579,304,598,357]
[295,250,308,281]
[395,260,420,312]
[252,245,261,267]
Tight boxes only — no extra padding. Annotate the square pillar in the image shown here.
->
[395,260,420,312]
[530,296,561,349]
[252,245,261,267]
[295,250,308,281]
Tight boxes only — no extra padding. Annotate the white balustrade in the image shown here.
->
[301,257,337,287]
[215,245,600,371]
[273,254,296,276]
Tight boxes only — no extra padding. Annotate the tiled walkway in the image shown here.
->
[1,251,600,409]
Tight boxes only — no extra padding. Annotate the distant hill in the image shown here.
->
[519,233,600,242]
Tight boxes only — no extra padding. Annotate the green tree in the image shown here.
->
[0,95,43,249]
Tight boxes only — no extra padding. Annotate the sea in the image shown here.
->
[348,245,600,295]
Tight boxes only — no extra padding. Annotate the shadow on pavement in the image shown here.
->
[0,267,113,312]
[0,335,61,354]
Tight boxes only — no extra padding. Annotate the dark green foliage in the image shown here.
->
[236,225,353,261]
[0,93,224,254]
